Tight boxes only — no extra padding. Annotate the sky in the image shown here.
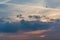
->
[0,0,60,40]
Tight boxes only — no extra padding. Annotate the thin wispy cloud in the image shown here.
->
[0,0,11,4]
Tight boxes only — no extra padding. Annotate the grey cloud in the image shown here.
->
[0,17,54,33]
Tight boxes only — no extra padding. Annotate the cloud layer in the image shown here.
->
[0,0,60,40]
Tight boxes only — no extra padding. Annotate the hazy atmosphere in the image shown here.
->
[0,0,60,40]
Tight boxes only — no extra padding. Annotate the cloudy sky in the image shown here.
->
[0,0,60,20]
[0,0,60,40]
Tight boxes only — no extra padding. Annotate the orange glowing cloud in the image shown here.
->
[39,35,47,39]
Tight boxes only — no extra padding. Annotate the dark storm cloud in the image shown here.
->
[0,18,54,33]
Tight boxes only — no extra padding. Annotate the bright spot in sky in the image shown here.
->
[40,35,47,38]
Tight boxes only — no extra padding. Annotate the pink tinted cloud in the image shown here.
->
[24,30,49,35]
[0,26,55,40]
